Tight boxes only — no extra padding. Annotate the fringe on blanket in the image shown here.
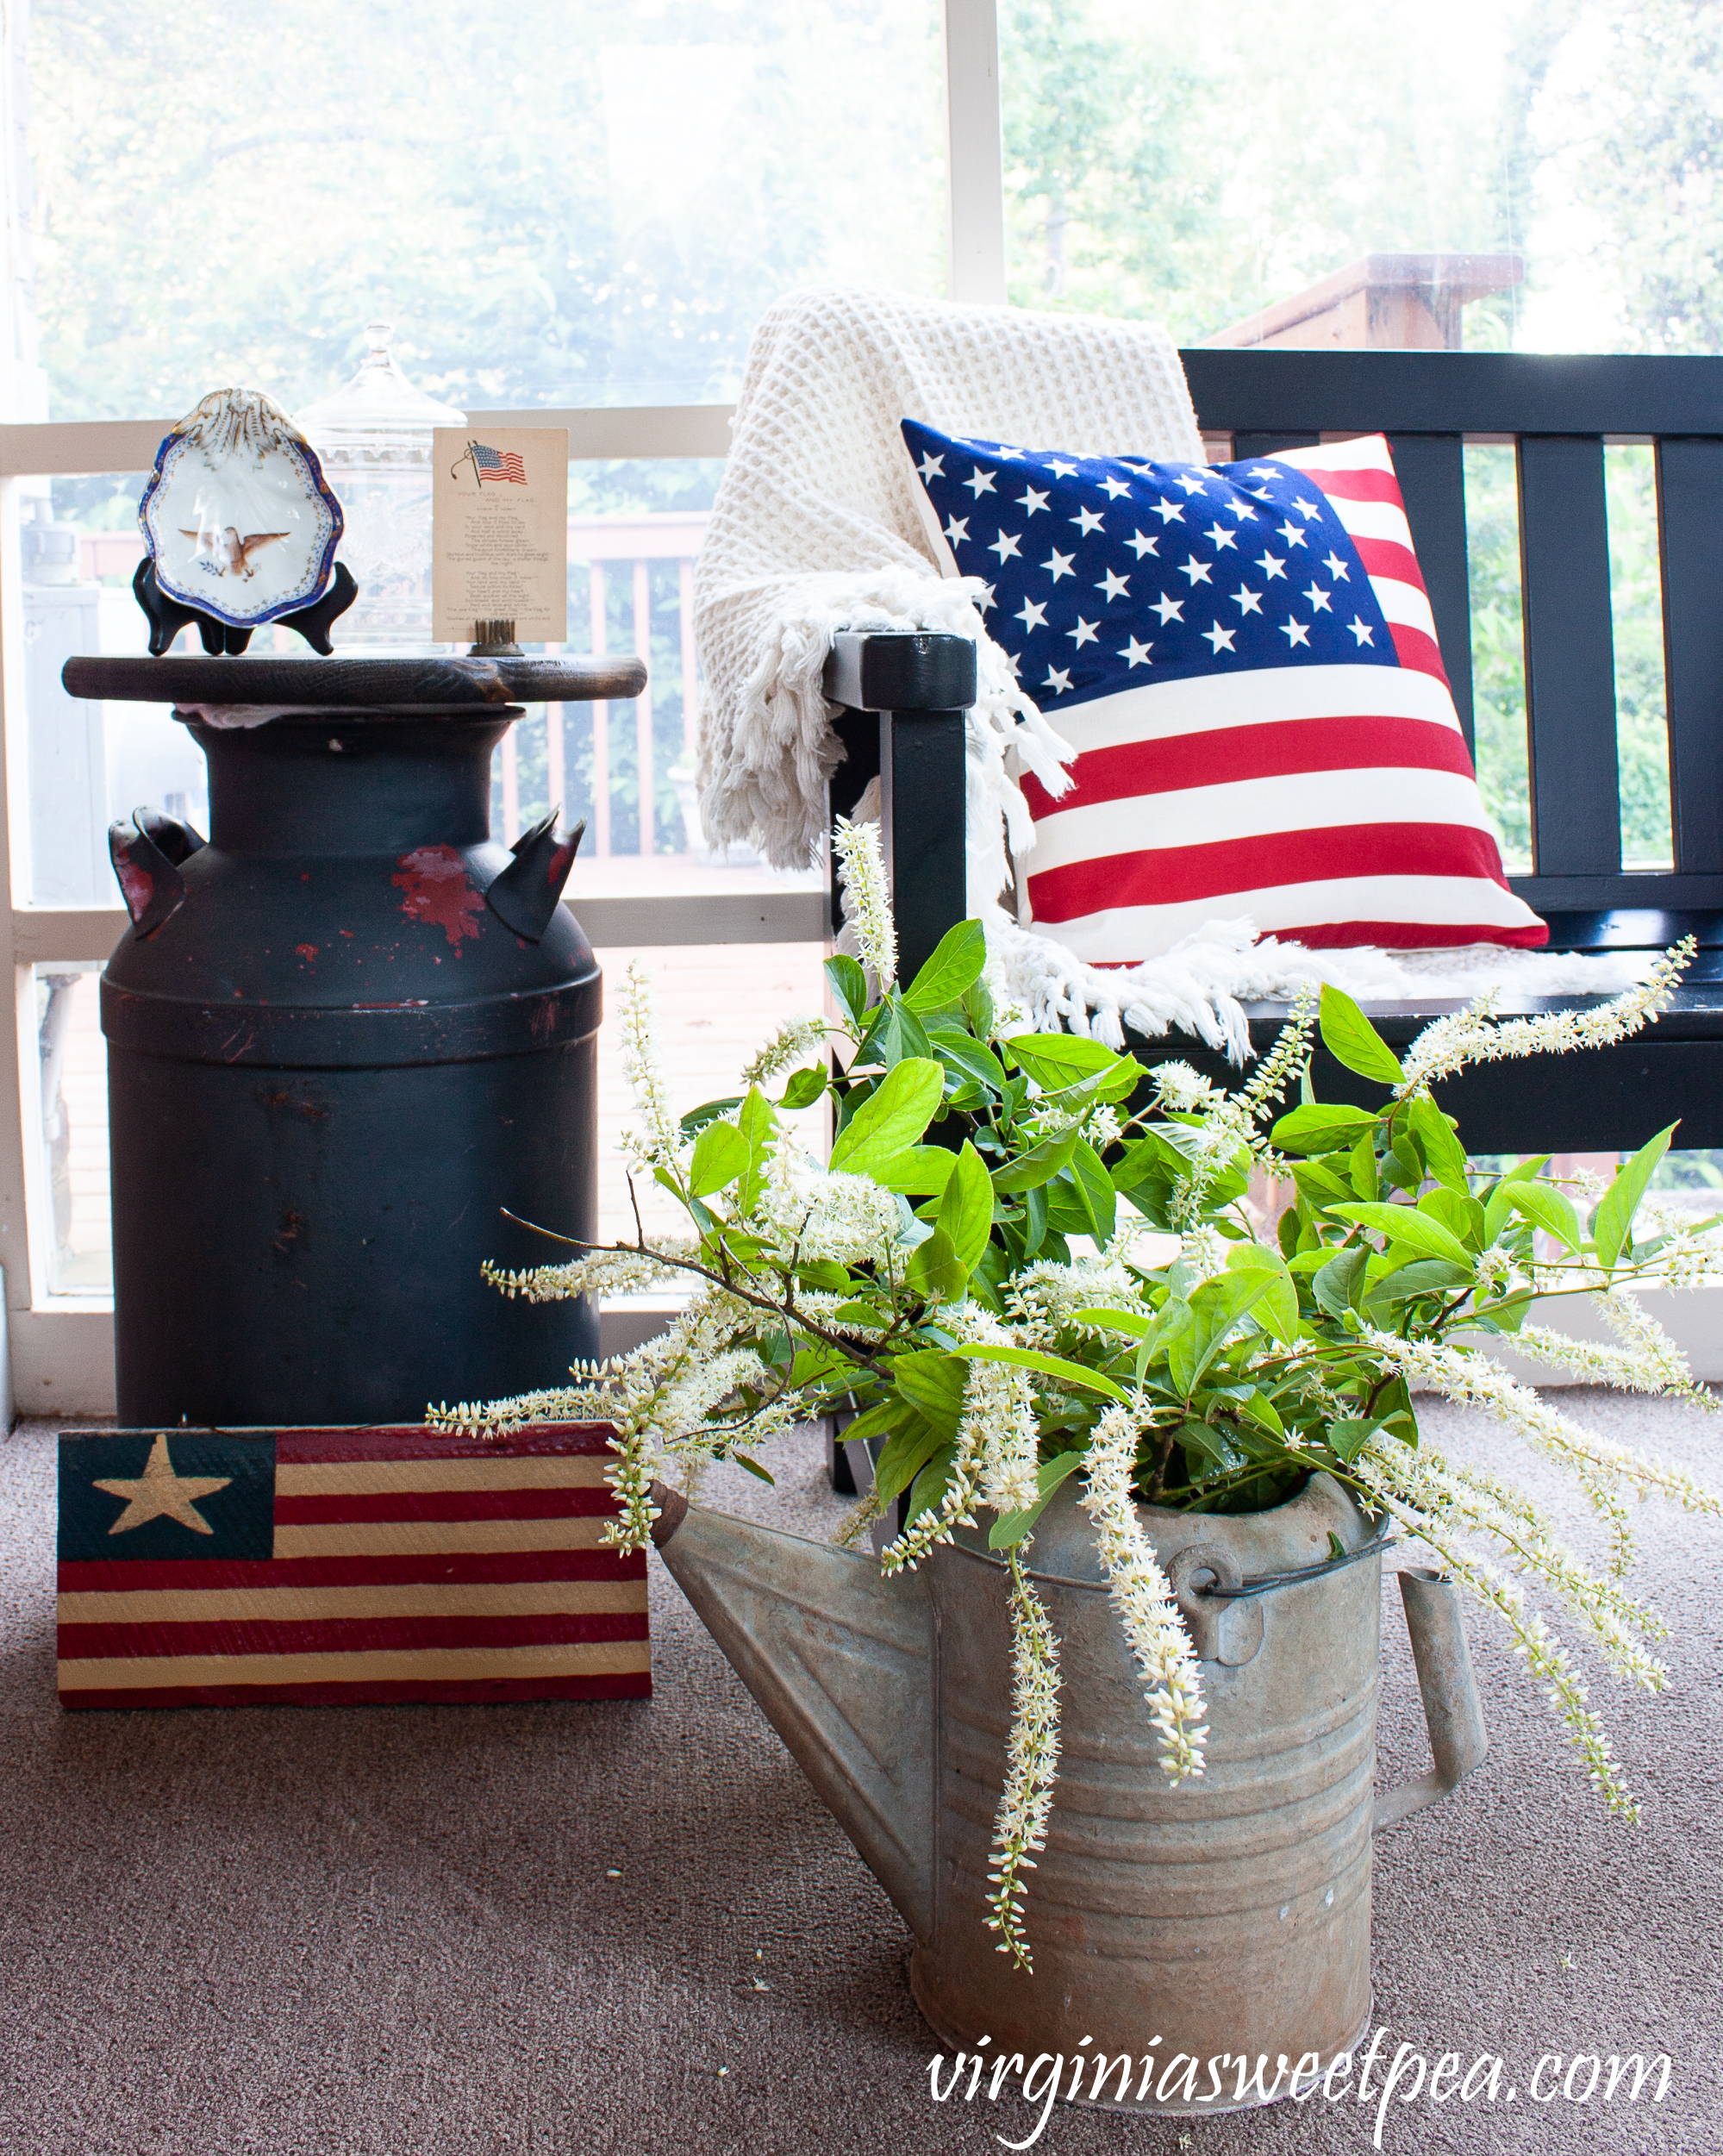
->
[720,562,1072,915]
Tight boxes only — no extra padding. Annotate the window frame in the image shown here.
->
[0,0,1008,1409]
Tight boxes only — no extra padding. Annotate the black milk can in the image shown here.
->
[64,653,644,1429]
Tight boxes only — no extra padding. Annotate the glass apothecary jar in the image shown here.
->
[296,323,465,649]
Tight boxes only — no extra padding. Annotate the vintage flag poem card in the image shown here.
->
[432,425,569,642]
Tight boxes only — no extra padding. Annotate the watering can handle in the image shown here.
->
[1374,1567,1489,1832]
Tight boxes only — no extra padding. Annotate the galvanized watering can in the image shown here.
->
[649,1469,1486,2117]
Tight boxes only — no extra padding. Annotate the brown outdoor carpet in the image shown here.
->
[0,1397,1718,2156]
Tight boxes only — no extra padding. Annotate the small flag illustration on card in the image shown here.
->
[56,1424,647,1709]
[458,440,527,485]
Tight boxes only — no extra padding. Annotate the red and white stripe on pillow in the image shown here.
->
[1020,434,1546,957]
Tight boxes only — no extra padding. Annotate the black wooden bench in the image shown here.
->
[823,349,1723,1156]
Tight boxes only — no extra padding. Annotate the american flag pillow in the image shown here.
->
[902,420,1545,958]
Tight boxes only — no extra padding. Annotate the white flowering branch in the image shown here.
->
[617,960,685,1170]
[833,815,898,991]
[984,1544,1062,1971]
[740,1014,831,1087]
[1354,1448,1643,1817]
[1364,1329,1723,1522]
[1079,1404,1209,1782]
[1395,941,1695,1098]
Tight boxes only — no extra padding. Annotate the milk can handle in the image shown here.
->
[1374,1567,1489,1832]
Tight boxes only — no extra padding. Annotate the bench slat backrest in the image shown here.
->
[1182,350,1723,921]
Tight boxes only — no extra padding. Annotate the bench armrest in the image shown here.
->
[821,634,973,985]
[822,630,977,713]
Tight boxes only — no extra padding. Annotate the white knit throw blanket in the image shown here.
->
[694,284,1650,1059]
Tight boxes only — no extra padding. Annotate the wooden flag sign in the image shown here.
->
[56,1424,648,1709]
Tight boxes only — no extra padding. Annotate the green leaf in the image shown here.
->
[989,1127,1079,1193]
[1111,1127,1187,1194]
[906,1440,958,1522]
[688,1119,750,1196]
[732,1452,776,1484]
[1066,1136,1117,1243]
[1385,1132,1426,1194]
[679,1096,742,1137]
[1223,1242,1299,1344]
[1018,1180,1049,1259]
[890,1349,968,1429]
[1270,1102,1383,1155]
[1593,1123,1679,1268]
[1002,1032,1132,1091]
[1407,1095,1469,1192]
[1056,1058,1144,1108]
[837,1397,907,1447]
[937,1142,995,1275]
[1348,1129,1379,1201]
[1327,1418,1376,1464]
[1044,1174,1096,1239]
[907,1225,968,1303]
[824,953,869,1027]
[1418,1184,1486,1252]
[1318,984,1405,1084]
[1326,1201,1471,1268]
[1171,1416,1240,1471]
[1069,1303,1152,1339]
[921,1021,1007,1098]
[949,1343,1130,1403]
[871,1145,958,1194]
[1503,1179,1583,1253]
[734,1086,777,1216]
[1178,1270,1277,1390]
[779,1066,828,1111]
[829,1057,945,1174]
[858,997,933,1072]
[1291,1157,1356,1208]
[1237,1390,1287,1440]
[1367,1257,1473,1306]
[988,1451,1088,1548]
[902,919,988,1012]
[1313,1244,1370,1318]
[870,1415,948,1508]
[1483,1154,1552,1242]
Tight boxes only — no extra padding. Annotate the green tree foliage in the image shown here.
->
[999,0,1514,339]
[998,0,1212,320]
[1532,0,1723,353]
[27,0,944,420]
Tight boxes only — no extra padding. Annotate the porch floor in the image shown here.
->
[0,1396,1716,2155]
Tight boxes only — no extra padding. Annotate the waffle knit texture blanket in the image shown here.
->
[693,284,1649,1058]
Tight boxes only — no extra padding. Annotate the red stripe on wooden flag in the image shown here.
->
[59,1673,653,1710]
[58,1547,645,1594]
[274,1424,616,1464]
[272,1487,617,1526]
[59,1612,649,1660]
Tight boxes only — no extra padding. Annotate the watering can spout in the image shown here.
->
[649,1484,935,1940]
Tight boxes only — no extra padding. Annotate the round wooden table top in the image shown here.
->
[62,653,646,709]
